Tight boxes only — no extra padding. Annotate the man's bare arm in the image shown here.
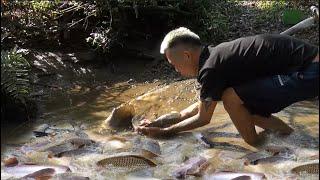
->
[165,100,217,134]
[143,102,199,128]
[179,102,199,120]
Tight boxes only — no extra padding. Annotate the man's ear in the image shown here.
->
[183,51,192,60]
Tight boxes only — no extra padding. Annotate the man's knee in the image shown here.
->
[221,88,242,111]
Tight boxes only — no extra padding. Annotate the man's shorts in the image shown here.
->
[233,62,319,117]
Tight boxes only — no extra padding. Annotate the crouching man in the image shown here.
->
[137,27,319,146]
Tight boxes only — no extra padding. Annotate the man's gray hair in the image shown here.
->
[160,27,200,54]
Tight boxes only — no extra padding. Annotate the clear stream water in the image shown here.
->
[1,51,319,180]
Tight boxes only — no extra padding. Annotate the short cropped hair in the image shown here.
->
[160,27,201,54]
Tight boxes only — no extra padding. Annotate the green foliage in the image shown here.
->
[30,0,57,12]
[254,0,287,25]
[283,9,305,25]
[1,48,31,105]
[1,0,61,49]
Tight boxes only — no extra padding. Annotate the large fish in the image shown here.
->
[3,156,19,167]
[132,137,161,159]
[96,153,157,168]
[143,112,181,128]
[204,171,266,180]
[56,149,98,157]
[105,103,135,129]
[4,164,70,178]
[132,112,181,129]
[53,173,90,180]
[193,133,252,152]
[240,146,294,165]
[173,156,210,179]
[43,137,95,156]
[21,168,55,180]
[67,138,95,147]
[291,163,319,174]
[21,138,52,153]
[20,134,91,154]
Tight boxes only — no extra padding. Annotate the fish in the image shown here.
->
[144,112,181,128]
[54,173,90,180]
[193,133,251,152]
[21,168,55,180]
[67,138,95,147]
[193,133,215,148]
[4,164,70,178]
[132,112,181,129]
[173,156,210,179]
[44,142,77,155]
[105,103,135,129]
[132,137,161,158]
[291,163,319,174]
[3,156,19,167]
[204,171,266,180]
[21,138,52,153]
[56,149,97,157]
[96,154,157,168]
[240,146,294,165]
[231,176,251,180]
[251,156,291,165]
[42,137,95,156]
[264,146,291,156]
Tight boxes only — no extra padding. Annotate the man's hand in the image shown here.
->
[136,126,172,137]
[143,112,182,128]
[138,119,152,126]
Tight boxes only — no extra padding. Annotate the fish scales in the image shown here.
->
[291,163,319,174]
[97,155,156,168]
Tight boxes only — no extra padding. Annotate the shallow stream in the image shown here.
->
[1,51,319,180]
